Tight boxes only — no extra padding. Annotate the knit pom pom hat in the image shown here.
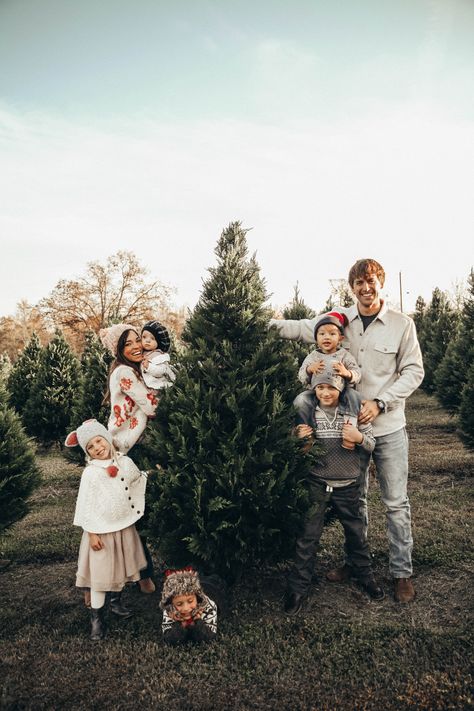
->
[141,321,171,353]
[99,323,136,355]
[314,311,348,338]
[160,567,206,611]
[311,368,345,393]
[65,419,113,453]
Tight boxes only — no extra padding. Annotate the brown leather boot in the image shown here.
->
[393,577,416,603]
[326,564,352,583]
[138,577,156,594]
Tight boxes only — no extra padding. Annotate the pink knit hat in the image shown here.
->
[99,323,137,355]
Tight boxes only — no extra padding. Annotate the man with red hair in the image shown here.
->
[272,259,424,603]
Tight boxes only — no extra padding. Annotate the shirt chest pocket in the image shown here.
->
[371,342,398,375]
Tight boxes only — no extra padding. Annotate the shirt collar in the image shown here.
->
[347,299,388,324]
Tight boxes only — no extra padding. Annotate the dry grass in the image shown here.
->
[0,390,473,711]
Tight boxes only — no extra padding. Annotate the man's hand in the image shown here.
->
[307,360,325,375]
[88,533,104,551]
[358,400,381,425]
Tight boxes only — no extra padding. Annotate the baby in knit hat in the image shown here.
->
[294,311,361,425]
[141,320,176,392]
[160,567,218,645]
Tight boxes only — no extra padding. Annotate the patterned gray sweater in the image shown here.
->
[310,405,375,483]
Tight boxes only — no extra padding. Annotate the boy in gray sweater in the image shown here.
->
[284,368,384,615]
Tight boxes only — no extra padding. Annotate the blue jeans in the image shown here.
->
[358,427,413,578]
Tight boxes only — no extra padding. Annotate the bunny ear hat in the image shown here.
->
[65,419,113,453]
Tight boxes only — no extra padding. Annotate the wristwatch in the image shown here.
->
[374,398,386,413]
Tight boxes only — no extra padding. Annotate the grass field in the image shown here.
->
[0,391,473,711]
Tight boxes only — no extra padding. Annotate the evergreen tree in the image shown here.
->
[435,270,474,414]
[23,331,81,447]
[420,288,459,394]
[412,296,426,344]
[72,331,112,426]
[64,331,113,464]
[281,284,316,372]
[459,363,474,450]
[6,333,42,418]
[0,383,41,534]
[144,223,313,581]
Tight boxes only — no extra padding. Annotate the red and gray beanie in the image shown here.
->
[160,567,206,611]
[314,311,348,338]
[141,321,171,353]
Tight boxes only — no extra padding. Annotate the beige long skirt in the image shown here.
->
[76,525,147,592]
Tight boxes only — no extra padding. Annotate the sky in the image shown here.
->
[1,0,473,319]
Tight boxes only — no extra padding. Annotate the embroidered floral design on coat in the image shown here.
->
[120,377,133,391]
[114,405,125,427]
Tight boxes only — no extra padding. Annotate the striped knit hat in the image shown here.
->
[141,321,171,353]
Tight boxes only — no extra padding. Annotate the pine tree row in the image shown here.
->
[414,269,474,449]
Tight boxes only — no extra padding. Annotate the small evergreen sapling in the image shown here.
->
[7,333,42,419]
[65,331,113,463]
[435,270,474,414]
[23,331,81,447]
[145,223,313,581]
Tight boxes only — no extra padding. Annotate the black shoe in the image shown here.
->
[90,607,106,641]
[109,592,134,618]
[358,577,385,601]
[283,592,305,615]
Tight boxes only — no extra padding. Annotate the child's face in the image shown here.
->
[315,383,340,408]
[316,324,343,354]
[172,593,198,620]
[141,330,158,352]
[86,436,111,460]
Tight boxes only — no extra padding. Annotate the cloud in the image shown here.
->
[0,103,472,317]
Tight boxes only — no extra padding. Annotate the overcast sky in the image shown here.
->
[1,0,473,318]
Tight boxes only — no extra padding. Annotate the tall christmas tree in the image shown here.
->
[0,383,41,534]
[23,331,81,447]
[7,333,42,419]
[145,223,313,581]
[419,288,459,394]
[435,270,474,414]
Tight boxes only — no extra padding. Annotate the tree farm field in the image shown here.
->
[0,391,472,711]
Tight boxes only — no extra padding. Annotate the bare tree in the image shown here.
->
[0,301,50,362]
[39,251,174,339]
